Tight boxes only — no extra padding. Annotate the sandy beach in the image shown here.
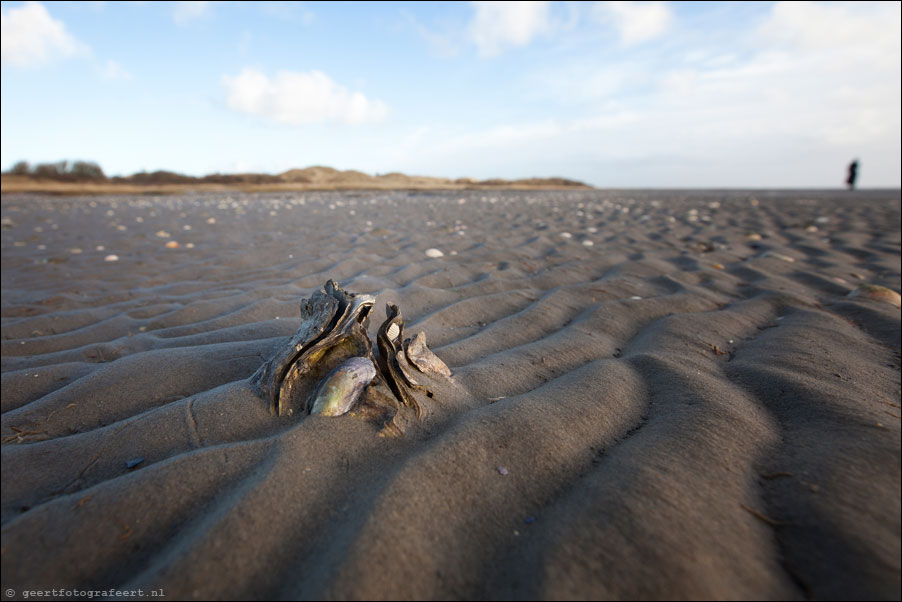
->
[1,189,899,600]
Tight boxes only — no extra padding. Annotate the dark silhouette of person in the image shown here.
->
[846,159,858,190]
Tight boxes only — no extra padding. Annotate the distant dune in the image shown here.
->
[1,165,591,195]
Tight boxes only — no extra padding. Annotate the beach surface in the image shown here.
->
[2,189,900,600]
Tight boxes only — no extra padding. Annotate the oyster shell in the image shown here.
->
[252,281,451,433]
[376,303,425,417]
[251,280,374,417]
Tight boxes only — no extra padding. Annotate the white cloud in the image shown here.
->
[98,59,132,81]
[468,1,552,57]
[222,68,389,126]
[173,1,212,26]
[1,1,88,67]
[594,1,674,45]
[760,1,900,53]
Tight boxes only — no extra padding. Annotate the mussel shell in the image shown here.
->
[310,356,378,416]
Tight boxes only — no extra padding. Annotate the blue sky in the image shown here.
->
[1,1,900,187]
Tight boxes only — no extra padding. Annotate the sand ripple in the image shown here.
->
[2,190,899,599]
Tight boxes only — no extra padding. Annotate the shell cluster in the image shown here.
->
[251,280,451,431]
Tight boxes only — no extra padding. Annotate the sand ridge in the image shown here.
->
[1,189,900,599]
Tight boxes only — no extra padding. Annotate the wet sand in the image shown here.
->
[1,189,900,600]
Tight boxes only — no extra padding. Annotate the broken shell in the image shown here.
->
[310,356,377,416]
[405,331,452,378]
[848,284,901,309]
[395,349,421,387]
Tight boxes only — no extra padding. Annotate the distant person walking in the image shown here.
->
[846,159,859,190]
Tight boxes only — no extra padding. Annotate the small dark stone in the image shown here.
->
[125,457,145,469]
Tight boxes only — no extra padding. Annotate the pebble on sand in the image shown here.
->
[125,457,145,470]
[560,232,572,239]
[165,241,180,249]
[425,248,444,258]
[156,230,171,238]
[104,254,119,262]
[582,240,594,247]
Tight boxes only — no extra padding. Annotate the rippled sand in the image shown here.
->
[2,190,900,599]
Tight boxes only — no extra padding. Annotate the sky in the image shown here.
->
[1,0,900,188]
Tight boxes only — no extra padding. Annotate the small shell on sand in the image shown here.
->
[582,240,594,247]
[425,248,444,258]
[848,284,901,309]
[746,232,763,241]
[165,241,180,249]
[760,251,795,262]
[156,230,171,238]
[104,254,119,262]
[560,232,572,239]
[405,332,452,378]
